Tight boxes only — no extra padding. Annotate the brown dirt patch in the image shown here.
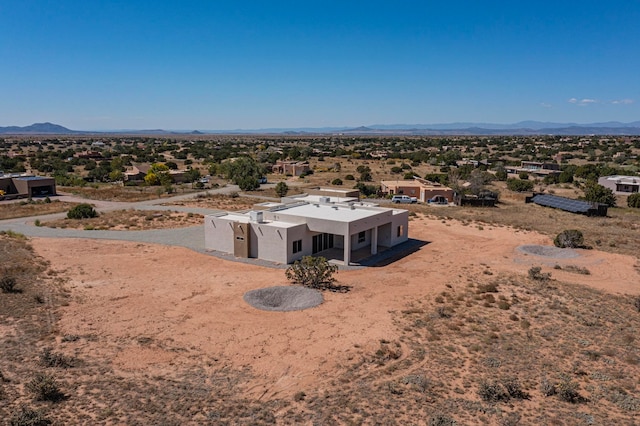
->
[41,209,203,230]
[0,199,78,220]
[165,193,260,211]
[59,185,202,202]
[2,217,639,424]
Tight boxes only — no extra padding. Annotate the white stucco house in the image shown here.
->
[204,197,409,265]
[598,175,640,195]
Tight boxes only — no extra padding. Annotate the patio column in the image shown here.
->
[343,233,351,266]
[371,226,378,255]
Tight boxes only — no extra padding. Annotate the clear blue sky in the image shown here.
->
[1,1,638,130]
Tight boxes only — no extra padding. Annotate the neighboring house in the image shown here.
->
[0,173,56,199]
[598,175,640,194]
[510,161,560,177]
[381,178,454,203]
[204,197,409,266]
[272,160,311,176]
[124,164,187,184]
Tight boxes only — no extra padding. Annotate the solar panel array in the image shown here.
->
[531,194,593,214]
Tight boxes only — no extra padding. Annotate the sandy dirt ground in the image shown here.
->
[31,216,640,401]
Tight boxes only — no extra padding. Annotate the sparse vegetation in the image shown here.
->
[26,373,64,402]
[1,276,19,293]
[554,229,584,248]
[10,406,52,426]
[528,266,551,281]
[66,203,98,219]
[285,256,339,291]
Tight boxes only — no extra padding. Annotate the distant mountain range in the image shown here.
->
[2,121,640,136]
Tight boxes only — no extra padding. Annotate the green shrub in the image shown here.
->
[583,183,616,206]
[285,256,338,291]
[628,193,640,208]
[331,178,343,186]
[275,181,289,197]
[67,203,98,219]
[554,229,584,248]
[506,178,534,192]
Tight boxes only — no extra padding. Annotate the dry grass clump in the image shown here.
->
[59,185,193,202]
[277,268,640,424]
[41,209,202,230]
[166,193,258,210]
[415,194,640,257]
[0,199,77,220]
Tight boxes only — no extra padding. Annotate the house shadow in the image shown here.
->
[353,238,430,267]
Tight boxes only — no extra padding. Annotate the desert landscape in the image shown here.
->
[2,207,639,425]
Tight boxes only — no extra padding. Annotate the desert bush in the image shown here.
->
[285,256,338,291]
[540,377,556,396]
[429,414,457,426]
[528,266,551,281]
[10,406,51,426]
[628,193,640,208]
[39,348,75,368]
[331,178,343,186]
[67,203,98,219]
[26,373,64,402]
[502,378,529,399]
[556,378,582,403]
[476,282,499,293]
[554,229,584,248]
[633,296,640,312]
[1,276,18,293]
[478,380,509,402]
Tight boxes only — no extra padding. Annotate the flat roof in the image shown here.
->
[290,194,359,204]
[602,175,639,182]
[206,211,301,228]
[14,176,53,181]
[277,202,389,222]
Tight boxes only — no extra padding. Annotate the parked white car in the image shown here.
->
[391,195,417,204]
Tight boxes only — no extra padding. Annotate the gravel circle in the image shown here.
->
[517,245,580,259]
[243,286,324,312]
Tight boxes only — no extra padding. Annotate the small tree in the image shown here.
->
[507,178,534,192]
[583,183,616,207]
[285,256,338,291]
[331,178,343,186]
[627,193,640,208]
[67,204,98,219]
[275,181,289,197]
[554,229,584,248]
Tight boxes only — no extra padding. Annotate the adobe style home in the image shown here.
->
[271,160,311,176]
[381,177,454,203]
[0,173,56,200]
[598,175,640,195]
[204,195,409,266]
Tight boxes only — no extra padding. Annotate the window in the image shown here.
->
[312,233,334,254]
[397,225,403,237]
[358,231,366,243]
[293,239,302,254]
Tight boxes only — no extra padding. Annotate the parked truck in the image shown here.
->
[391,195,417,204]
